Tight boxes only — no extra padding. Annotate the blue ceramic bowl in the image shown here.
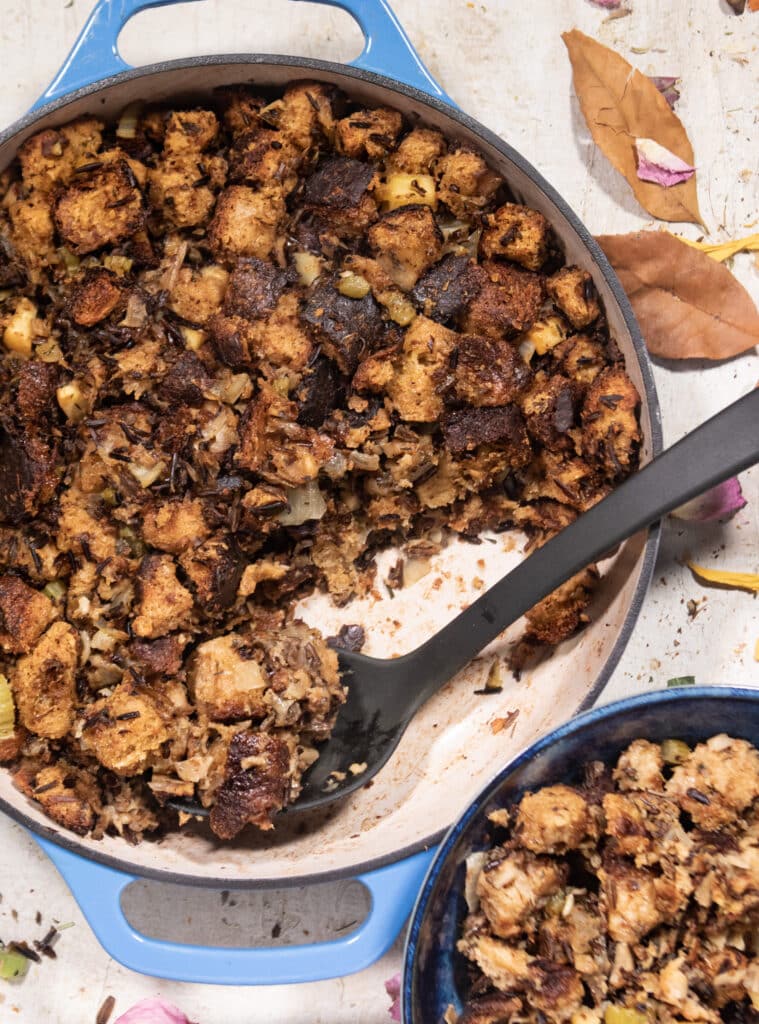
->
[402,686,759,1023]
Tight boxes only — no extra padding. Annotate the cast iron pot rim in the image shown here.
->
[402,684,759,1023]
[0,52,662,889]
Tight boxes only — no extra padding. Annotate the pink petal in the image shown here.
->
[587,0,623,6]
[671,477,747,522]
[113,998,194,1024]
[385,972,401,1021]
[649,76,680,108]
[635,137,695,187]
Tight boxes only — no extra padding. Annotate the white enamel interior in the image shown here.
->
[0,60,657,885]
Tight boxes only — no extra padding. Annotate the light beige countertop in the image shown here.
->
[0,1,756,1020]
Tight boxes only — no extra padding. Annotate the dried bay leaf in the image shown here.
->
[596,231,759,359]
[562,30,702,224]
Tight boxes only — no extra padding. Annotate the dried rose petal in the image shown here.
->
[635,138,695,186]
[671,477,746,522]
[587,0,623,6]
[113,998,194,1024]
[649,76,681,108]
[385,972,401,1021]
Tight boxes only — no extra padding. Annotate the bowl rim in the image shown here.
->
[402,684,759,1021]
[0,53,662,888]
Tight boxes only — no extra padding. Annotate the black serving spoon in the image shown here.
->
[170,389,759,820]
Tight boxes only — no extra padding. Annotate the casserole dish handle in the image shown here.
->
[34,0,454,111]
[33,834,436,984]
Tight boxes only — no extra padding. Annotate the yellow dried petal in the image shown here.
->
[688,561,759,593]
[671,231,759,263]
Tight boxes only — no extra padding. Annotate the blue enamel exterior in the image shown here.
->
[36,834,434,985]
[33,0,455,111]
[403,686,759,1024]
[27,0,449,983]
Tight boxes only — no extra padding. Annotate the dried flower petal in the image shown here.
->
[587,0,623,6]
[671,477,746,522]
[385,972,401,1021]
[673,231,759,263]
[635,138,695,187]
[688,562,759,593]
[649,76,681,108]
[113,998,193,1024]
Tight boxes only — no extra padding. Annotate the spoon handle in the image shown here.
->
[400,388,759,702]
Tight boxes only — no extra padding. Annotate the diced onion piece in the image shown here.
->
[518,339,535,364]
[660,738,690,765]
[43,580,67,603]
[293,251,323,287]
[91,627,128,652]
[58,247,80,274]
[277,481,327,526]
[181,326,206,351]
[604,1009,647,1024]
[128,460,166,489]
[218,372,252,405]
[120,292,147,329]
[0,289,11,302]
[35,338,64,363]
[116,101,143,139]
[200,264,229,302]
[375,173,437,211]
[464,851,488,913]
[0,945,29,980]
[524,316,567,356]
[56,381,88,423]
[3,297,37,357]
[383,291,417,326]
[403,557,431,587]
[0,675,15,740]
[337,272,371,299]
[102,254,133,276]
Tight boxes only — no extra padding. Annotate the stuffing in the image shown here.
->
[0,80,642,845]
[479,201,551,271]
[459,735,759,1024]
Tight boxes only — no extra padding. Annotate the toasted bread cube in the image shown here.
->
[454,334,532,407]
[14,761,99,835]
[479,202,550,271]
[554,333,606,387]
[442,406,531,465]
[208,185,285,262]
[281,81,340,150]
[666,735,759,830]
[462,261,544,338]
[169,264,228,323]
[368,205,443,291]
[301,276,383,375]
[54,159,145,254]
[520,371,577,450]
[0,576,56,654]
[387,315,458,422]
[7,193,56,280]
[435,147,502,219]
[132,554,194,639]
[79,682,173,776]
[17,117,103,193]
[515,784,593,854]
[229,128,301,193]
[163,109,219,154]
[581,366,640,478]
[524,567,598,646]
[301,157,378,239]
[12,621,79,738]
[547,266,601,329]
[335,107,403,160]
[179,537,244,611]
[57,486,119,563]
[249,292,313,370]
[68,268,123,327]
[149,151,226,229]
[141,498,209,555]
[188,633,269,722]
[218,86,266,136]
[390,128,446,174]
[352,344,399,394]
[209,730,293,837]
